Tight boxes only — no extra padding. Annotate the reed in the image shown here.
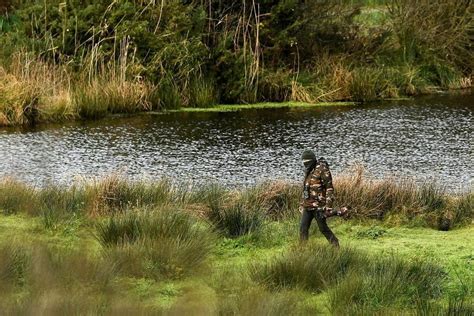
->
[251,241,445,313]
[0,53,75,126]
[189,78,218,108]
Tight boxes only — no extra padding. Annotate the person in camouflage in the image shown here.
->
[300,149,347,247]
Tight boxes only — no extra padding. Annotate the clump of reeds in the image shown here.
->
[256,181,301,220]
[329,257,445,313]
[450,192,474,228]
[0,242,137,314]
[0,244,30,292]
[215,285,304,316]
[251,243,365,291]
[334,165,448,224]
[206,186,266,237]
[0,67,41,126]
[416,297,474,316]
[0,53,75,126]
[251,241,446,313]
[0,178,36,215]
[97,207,214,279]
[74,78,155,119]
[84,176,200,216]
[189,78,218,108]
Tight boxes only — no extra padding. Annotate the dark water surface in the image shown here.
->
[1,93,472,191]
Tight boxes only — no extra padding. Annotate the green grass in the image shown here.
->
[0,177,472,314]
[166,101,356,113]
[0,212,472,314]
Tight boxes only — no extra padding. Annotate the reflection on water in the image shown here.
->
[0,93,472,191]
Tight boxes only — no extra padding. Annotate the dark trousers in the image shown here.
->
[300,209,339,247]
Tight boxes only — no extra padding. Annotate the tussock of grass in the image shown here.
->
[0,239,144,313]
[0,178,36,215]
[333,165,465,229]
[252,241,446,313]
[98,207,214,279]
[252,243,365,291]
[206,187,266,237]
[329,257,445,313]
[0,194,471,314]
[0,54,75,126]
[216,285,305,316]
[74,79,155,119]
[0,244,29,291]
[189,79,218,108]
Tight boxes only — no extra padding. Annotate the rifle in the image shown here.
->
[318,206,351,219]
[299,205,351,219]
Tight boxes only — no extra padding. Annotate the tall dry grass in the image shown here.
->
[0,53,75,126]
[331,165,472,230]
[0,49,161,125]
[0,173,471,230]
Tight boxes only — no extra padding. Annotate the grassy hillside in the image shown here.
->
[0,0,472,126]
[0,175,472,314]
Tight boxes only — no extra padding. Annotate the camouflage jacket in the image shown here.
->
[301,158,334,211]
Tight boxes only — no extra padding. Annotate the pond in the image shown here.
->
[0,93,472,191]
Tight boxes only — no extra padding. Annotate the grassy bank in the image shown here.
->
[164,101,356,113]
[0,1,472,126]
[0,174,472,314]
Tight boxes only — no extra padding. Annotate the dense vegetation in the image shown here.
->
[0,173,473,314]
[0,0,472,125]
